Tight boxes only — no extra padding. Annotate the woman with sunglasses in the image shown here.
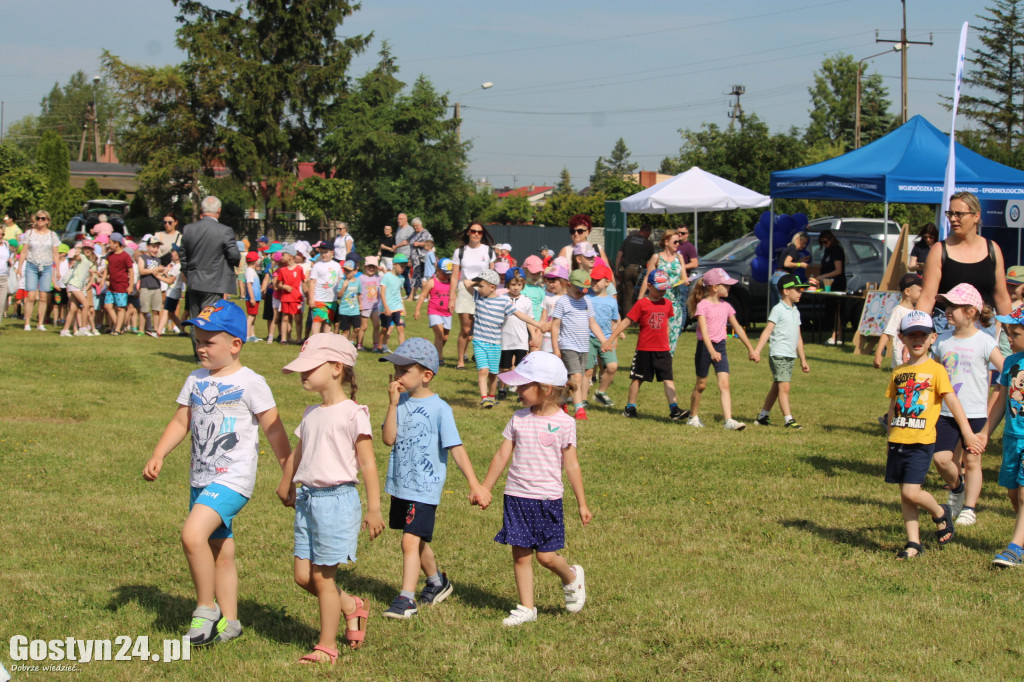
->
[557,214,609,265]
[16,211,61,330]
[449,222,496,369]
[916,191,1011,326]
[153,211,183,257]
[636,228,689,354]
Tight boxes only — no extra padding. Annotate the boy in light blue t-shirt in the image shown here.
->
[586,265,620,408]
[379,338,491,618]
[379,254,408,351]
[752,274,811,429]
[987,309,1024,567]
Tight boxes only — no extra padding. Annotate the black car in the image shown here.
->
[692,229,891,326]
[60,199,130,247]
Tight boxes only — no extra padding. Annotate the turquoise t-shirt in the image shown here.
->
[384,394,462,505]
[380,271,404,312]
[335,276,361,316]
[523,283,545,320]
[999,351,1024,439]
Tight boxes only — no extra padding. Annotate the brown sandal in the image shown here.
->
[298,644,338,665]
[344,596,369,649]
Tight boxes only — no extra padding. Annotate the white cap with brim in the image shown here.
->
[497,351,567,387]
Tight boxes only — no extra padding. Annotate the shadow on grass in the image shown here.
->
[780,518,887,552]
[156,352,198,364]
[801,454,884,478]
[818,422,887,437]
[106,584,317,645]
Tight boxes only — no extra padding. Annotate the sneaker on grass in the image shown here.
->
[419,573,454,605]
[687,416,705,428]
[563,565,586,613]
[956,508,977,526]
[214,620,243,644]
[993,545,1024,568]
[594,391,614,407]
[622,405,638,418]
[187,605,223,647]
[755,415,771,426]
[383,595,418,619]
[783,419,803,430]
[502,604,538,627]
[669,407,688,422]
[947,478,966,519]
[723,418,746,431]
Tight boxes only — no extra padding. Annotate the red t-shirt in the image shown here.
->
[627,296,674,351]
[275,265,306,303]
[106,251,134,293]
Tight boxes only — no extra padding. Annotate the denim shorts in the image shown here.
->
[999,435,1024,489]
[428,314,452,330]
[190,483,250,540]
[474,339,502,372]
[104,291,128,308]
[24,262,53,292]
[293,484,362,565]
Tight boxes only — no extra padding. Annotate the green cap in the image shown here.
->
[569,269,592,290]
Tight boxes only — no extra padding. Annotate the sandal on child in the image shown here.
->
[298,645,338,665]
[895,542,924,560]
[932,503,956,545]
[344,596,369,649]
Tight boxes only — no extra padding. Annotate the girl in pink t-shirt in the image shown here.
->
[685,268,758,431]
[280,334,385,664]
[479,352,593,627]
[414,258,454,363]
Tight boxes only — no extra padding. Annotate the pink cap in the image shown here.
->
[703,267,738,287]
[95,234,110,244]
[364,256,379,267]
[938,282,984,309]
[282,333,357,373]
[81,238,95,247]
[544,265,570,280]
[522,255,544,273]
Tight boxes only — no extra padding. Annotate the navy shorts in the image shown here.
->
[494,494,565,552]
[388,496,436,543]
[499,348,527,372]
[695,339,729,378]
[885,441,935,485]
[381,311,404,328]
[934,415,987,453]
[337,314,361,332]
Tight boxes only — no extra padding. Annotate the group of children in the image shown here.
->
[144,303,591,665]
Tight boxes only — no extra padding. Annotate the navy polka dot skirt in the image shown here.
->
[494,494,565,552]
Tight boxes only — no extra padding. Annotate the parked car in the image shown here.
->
[60,199,130,246]
[692,227,891,326]
[807,216,901,255]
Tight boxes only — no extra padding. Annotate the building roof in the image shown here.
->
[70,161,141,177]
[495,185,554,199]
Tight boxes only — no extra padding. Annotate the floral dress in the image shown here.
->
[657,253,686,354]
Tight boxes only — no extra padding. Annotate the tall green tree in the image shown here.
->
[806,54,893,150]
[0,144,47,221]
[37,130,70,190]
[591,137,638,193]
[319,46,470,247]
[953,0,1024,164]
[555,167,574,195]
[173,0,371,220]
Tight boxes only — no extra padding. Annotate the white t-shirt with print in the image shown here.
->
[933,330,998,418]
[176,366,277,497]
[452,243,492,282]
[310,260,341,304]
[502,294,534,351]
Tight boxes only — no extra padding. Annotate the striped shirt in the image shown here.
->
[473,292,515,344]
[552,294,595,353]
[503,408,576,500]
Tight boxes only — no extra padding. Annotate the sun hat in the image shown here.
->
[393,253,409,264]
[590,264,614,282]
[364,256,379,267]
[544,264,570,280]
[899,310,935,334]
[245,251,259,263]
[899,273,924,290]
[703,267,737,287]
[647,269,671,291]
[438,258,453,273]
[569,269,592,290]
[522,255,544,273]
[1007,265,1024,285]
[343,259,356,270]
[379,337,439,374]
[938,283,984,310]
[572,242,597,258]
[498,351,567,387]
[281,333,357,373]
[777,274,812,292]
[473,269,500,286]
[183,301,248,342]
[997,306,1024,325]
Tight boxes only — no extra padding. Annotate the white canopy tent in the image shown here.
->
[619,166,771,251]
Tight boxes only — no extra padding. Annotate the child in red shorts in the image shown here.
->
[275,247,306,344]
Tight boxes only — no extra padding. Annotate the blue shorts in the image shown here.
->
[473,339,501,372]
[293,484,362,565]
[695,339,729,378]
[381,311,404,328]
[24,262,53,292]
[934,415,987,453]
[189,483,249,539]
[884,441,935,485]
[494,494,565,552]
[104,291,128,308]
[999,434,1024,489]
[388,496,437,543]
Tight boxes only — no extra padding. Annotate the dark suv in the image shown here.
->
[692,229,891,325]
[60,199,129,246]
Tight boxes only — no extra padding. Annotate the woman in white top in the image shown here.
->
[17,210,60,330]
[448,222,496,369]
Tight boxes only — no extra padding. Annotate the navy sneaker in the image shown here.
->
[383,595,418,619]
[669,407,688,422]
[418,573,454,605]
[622,405,638,418]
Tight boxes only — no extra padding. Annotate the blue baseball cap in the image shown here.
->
[183,301,248,342]
[439,258,453,274]
[647,269,671,291]
[379,337,439,374]
[505,267,526,284]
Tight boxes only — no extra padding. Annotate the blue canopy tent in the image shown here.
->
[770,115,1024,271]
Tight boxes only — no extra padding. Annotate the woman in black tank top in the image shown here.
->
[917,191,1011,317]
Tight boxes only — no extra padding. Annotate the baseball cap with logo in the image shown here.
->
[647,269,671,291]
[497,351,568,387]
[938,283,984,310]
[505,267,527,283]
[569,269,592,290]
[777,274,812,292]
[522,255,544,273]
[183,301,248,342]
[1007,265,1024,285]
[438,258,453,273]
[899,310,935,335]
[282,333,357,373]
[997,306,1024,325]
[472,269,500,286]
[379,337,439,374]
[342,260,356,270]
[544,265,570,280]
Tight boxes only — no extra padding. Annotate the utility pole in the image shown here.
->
[727,85,745,130]
[876,0,932,123]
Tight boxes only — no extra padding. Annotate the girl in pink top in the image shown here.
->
[479,352,593,627]
[685,267,758,431]
[280,333,385,664]
[414,257,455,364]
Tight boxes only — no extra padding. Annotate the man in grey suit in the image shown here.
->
[180,196,241,358]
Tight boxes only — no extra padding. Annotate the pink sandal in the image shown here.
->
[344,596,369,649]
[298,644,338,665]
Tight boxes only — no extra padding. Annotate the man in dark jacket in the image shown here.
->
[180,196,240,358]
[615,223,654,317]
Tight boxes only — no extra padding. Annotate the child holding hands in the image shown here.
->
[480,352,591,626]
[987,308,1024,566]
[753,274,811,429]
[279,333,384,664]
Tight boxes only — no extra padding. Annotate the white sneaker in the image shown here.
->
[73,328,90,336]
[563,565,586,613]
[956,508,977,526]
[37,325,46,331]
[59,330,73,337]
[172,326,181,334]
[687,416,705,428]
[502,604,538,627]
[24,325,31,331]
[724,418,746,431]
[90,329,102,336]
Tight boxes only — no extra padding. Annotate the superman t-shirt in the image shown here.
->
[885,358,953,445]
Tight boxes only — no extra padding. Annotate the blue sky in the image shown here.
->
[2,0,987,189]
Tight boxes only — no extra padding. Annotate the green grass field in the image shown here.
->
[2,307,1022,681]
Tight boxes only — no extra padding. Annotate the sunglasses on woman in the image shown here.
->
[468,229,483,235]
[571,229,588,235]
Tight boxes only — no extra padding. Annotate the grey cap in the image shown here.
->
[472,269,500,286]
[379,337,440,374]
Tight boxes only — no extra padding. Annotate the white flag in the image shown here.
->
[940,22,969,240]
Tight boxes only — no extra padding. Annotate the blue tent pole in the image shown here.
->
[767,200,774,320]
[883,202,889,273]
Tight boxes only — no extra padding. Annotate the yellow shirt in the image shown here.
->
[3,222,21,242]
[885,358,953,445]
